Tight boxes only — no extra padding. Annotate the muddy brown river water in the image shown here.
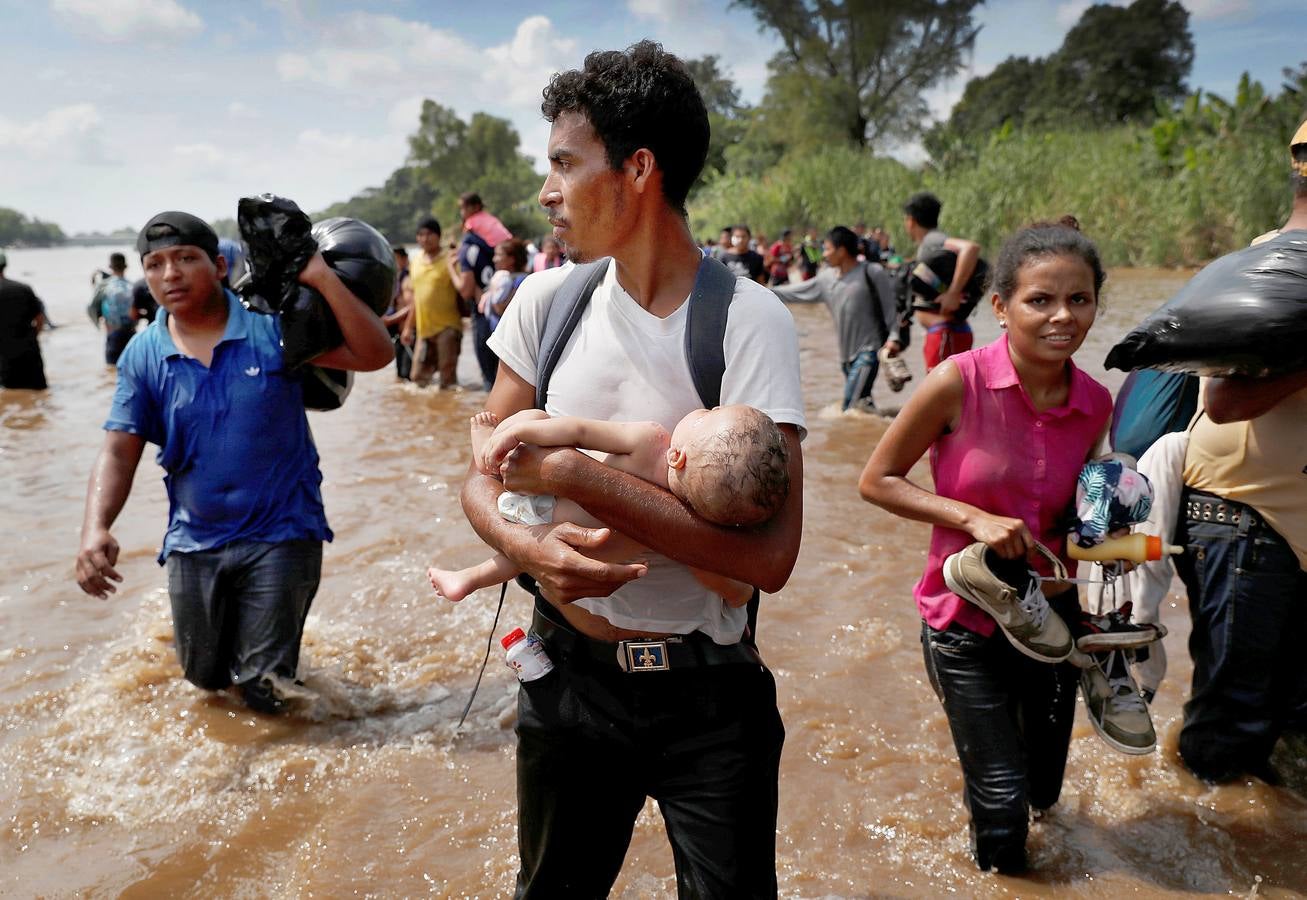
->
[2,247,1304,897]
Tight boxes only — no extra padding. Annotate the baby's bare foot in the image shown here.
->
[428,566,472,603]
[469,411,500,473]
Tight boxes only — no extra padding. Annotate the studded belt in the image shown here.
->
[530,599,763,673]
[1184,490,1261,528]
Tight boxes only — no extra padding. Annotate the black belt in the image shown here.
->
[1184,490,1261,528]
[530,601,763,673]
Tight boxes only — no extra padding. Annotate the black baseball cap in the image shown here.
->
[137,211,220,261]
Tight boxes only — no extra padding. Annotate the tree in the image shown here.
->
[924,56,1052,160]
[684,55,751,187]
[733,0,983,147]
[929,0,1194,158]
[1052,0,1192,123]
[317,101,548,243]
[407,101,546,237]
[0,207,66,246]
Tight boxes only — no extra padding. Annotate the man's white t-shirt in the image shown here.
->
[487,259,806,644]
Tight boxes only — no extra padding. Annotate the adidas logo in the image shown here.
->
[245,366,260,377]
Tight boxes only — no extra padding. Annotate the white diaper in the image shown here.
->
[497,491,557,527]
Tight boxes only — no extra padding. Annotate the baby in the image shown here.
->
[428,404,790,604]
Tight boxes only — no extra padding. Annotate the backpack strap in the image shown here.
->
[682,255,737,409]
[535,259,609,410]
[861,263,891,349]
[536,255,740,411]
[529,252,764,647]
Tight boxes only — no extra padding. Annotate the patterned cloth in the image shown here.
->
[1071,455,1154,548]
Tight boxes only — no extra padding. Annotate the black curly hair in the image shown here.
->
[992,216,1106,302]
[541,40,709,214]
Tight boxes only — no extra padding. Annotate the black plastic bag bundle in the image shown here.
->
[237,194,317,314]
[907,248,990,321]
[236,195,396,409]
[1106,230,1307,377]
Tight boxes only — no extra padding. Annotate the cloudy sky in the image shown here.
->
[1,0,1300,235]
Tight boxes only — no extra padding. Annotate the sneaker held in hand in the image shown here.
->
[878,346,913,392]
[943,541,1073,663]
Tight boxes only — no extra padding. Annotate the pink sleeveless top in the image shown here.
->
[914,336,1111,635]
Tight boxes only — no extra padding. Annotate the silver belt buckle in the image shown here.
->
[619,640,670,672]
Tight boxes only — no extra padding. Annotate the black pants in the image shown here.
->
[105,326,135,365]
[390,332,412,380]
[0,339,46,389]
[920,588,1080,869]
[471,311,498,390]
[1174,489,1307,781]
[166,539,322,707]
[515,604,784,899]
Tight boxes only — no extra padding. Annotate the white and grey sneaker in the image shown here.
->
[944,541,1073,663]
[1080,649,1156,755]
[878,346,913,392]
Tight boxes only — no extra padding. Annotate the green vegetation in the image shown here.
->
[926,0,1193,161]
[0,207,65,247]
[689,0,1306,268]
[316,101,547,244]
[690,86,1300,269]
[304,0,1303,268]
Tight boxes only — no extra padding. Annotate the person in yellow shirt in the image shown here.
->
[1174,121,1307,784]
[402,216,463,388]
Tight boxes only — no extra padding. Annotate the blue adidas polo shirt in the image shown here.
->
[106,289,333,563]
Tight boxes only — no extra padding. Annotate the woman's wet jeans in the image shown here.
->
[920,589,1080,872]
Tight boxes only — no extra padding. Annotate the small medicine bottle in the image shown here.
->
[502,628,554,682]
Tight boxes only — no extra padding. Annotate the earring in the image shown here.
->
[998,319,1007,330]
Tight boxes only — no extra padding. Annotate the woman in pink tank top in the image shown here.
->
[859,218,1112,874]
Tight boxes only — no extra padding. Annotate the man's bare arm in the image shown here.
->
[300,253,394,371]
[76,431,146,598]
[1204,369,1307,423]
[937,236,981,316]
[500,424,804,593]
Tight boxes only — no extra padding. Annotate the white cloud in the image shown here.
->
[626,0,703,24]
[1183,0,1253,20]
[1055,0,1093,27]
[173,142,226,167]
[50,0,203,43]
[276,13,575,108]
[227,101,255,119]
[1057,0,1248,28]
[0,103,103,157]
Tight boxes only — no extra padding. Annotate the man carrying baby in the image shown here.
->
[433,404,789,606]
[458,41,804,899]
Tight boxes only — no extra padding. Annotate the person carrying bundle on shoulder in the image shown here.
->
[74,212,392,714]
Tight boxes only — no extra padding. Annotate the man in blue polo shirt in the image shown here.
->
[75,211,392,713]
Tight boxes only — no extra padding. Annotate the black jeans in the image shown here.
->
[514,604,784,899]
[105,326,135,365]
[1174,489,1307,781]
[920,589,1080,869]
[166,539,322,705]
[471,311,498,391]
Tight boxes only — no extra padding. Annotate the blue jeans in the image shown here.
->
[166,539,322,709]
[920,588,1081,871]
[1174,489,1307,781]
[841,349,879,411]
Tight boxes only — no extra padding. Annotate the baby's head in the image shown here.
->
[666,405,790,527]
